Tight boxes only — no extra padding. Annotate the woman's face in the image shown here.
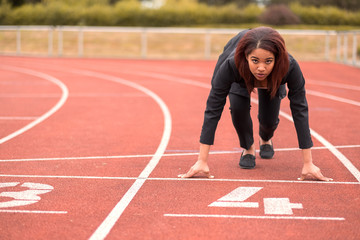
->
[246,48,275,81]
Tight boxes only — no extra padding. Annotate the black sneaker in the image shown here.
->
[259,141,274,159]
[239,152,256,169]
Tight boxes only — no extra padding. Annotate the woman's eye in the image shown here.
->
[266,60,273,64]
[252,59,258,63]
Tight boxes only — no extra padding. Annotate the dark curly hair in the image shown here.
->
[235,27,289,98]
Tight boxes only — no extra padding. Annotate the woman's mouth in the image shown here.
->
[256,73,266,79]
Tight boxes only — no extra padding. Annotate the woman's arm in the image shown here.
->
[286,58,332,181]
[178,144,214,178]
[298,148,333,181]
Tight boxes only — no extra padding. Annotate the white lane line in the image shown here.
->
[306,90,360,107]
[0,174,358,185]
[275,103,360,182]
[0,210,67,214]
[307,79,360,91]
[309,130,360,182]
[132,71,360,182]
[70,70,172,240]
[0,144,359,163]
[163,214,345,221]
[0,66,69,144]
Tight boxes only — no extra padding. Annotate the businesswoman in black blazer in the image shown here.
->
[179,26,332,181]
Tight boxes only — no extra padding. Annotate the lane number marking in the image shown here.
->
[209,186,303,215]
[0,182,53,208]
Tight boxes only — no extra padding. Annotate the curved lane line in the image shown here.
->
[133,70,360,182]
[0,66,69,144]
[69,70,172,240]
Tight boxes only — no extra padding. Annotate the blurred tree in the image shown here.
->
[7,0,41,7]
[6,0,116,7]
[198,0,255,7]
[259,4,300,25]
[268,0,360,11]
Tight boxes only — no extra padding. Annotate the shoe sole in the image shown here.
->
[260,154,273,159]
[240,165,255,169]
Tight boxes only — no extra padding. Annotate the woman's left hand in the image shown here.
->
[298,162,333,181]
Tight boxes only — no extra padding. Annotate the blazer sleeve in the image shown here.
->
[286,59,313,149]
[199,60,234,145]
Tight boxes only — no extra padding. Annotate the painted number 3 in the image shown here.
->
[0,182,53,208]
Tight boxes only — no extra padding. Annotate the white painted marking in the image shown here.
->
[163,214,345,221]
[263,198,303,215]
[0,209,67,214]
[209,202,259,208]
[1,144,358,163]
[0,174,359,185]
[306,89,360,107]
[1,189,49,201]
[209,187,261,208]
[0,182,53,208]
[216,187,262,202]
[309,130,360,182]
[308,79,360,91]
[0,66,69,144]
[71,71,172,240]
[252,98,360,182]
[209,187,303,215]
[276,107,360,182]
[22,182,54,190]
[0,182,19,188]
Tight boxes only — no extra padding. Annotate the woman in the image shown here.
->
[179,26,332,181]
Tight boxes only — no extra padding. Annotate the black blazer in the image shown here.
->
[200,30,313,149]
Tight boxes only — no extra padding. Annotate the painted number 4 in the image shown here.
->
[209,187,303,215]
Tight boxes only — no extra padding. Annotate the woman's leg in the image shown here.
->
[229,93,254,151]
[257,89,281,142]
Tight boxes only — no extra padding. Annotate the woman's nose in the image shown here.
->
[257,65,265,71]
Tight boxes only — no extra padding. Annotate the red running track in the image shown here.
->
[0,56,359,240]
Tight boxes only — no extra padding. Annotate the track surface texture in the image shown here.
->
[0,56,359,240]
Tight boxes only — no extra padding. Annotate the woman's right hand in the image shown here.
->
[178,160,214,178]
[178,144,213,178]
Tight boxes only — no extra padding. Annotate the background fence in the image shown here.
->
[0,26,359,67]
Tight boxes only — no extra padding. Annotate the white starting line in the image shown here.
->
[163,214,345,221]
[0,144,359,163]
[0,209,67,214]
[0,174,359,185]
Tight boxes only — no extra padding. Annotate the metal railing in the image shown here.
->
[0,26,359,67]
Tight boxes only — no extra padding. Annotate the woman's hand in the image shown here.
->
[298,148,333,181]
[298,162,333,181]
[178,160,214,178]
[178,144,214,178]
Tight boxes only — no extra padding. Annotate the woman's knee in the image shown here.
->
[229,94,251,116]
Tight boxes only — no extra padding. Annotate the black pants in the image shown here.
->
[229,89,281,150]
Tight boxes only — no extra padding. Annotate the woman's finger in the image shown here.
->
[313,170,333,181]
[298,173,333,181]
[297,174,307,181]
[178,170,214,179]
